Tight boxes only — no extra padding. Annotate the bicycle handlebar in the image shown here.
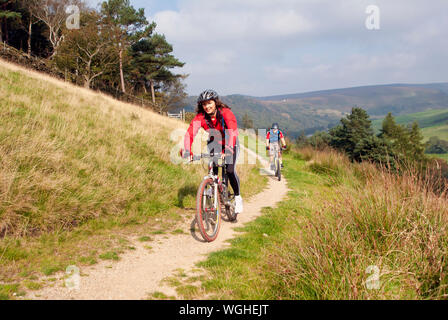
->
[191,153,212,161]
[190,153,227,167]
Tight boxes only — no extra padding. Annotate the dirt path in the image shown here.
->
[27,151,289,300]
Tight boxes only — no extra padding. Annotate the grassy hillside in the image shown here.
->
[393,109,448,129]
[0,60,266,299]
[0,60,200,238]
[372,108,448,139]
[372,109,448,163]
[422,126,448,144]
[427,153,448,162]
[176,147,448,300]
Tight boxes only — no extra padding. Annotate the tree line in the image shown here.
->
[0,0,186,111]
[296,108,448,181]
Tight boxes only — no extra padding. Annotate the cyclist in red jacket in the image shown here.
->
[180,90,243,214]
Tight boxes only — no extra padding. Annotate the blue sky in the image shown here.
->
[87,0,448,97]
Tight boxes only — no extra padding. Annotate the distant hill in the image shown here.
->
[259,83,448,102]
[180,83,448,138]
[372,108,448,142]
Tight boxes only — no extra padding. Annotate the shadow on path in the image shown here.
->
[190,218,207,243]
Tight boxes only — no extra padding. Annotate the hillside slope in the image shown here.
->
[0,59,266,297]
[0,59,200,237]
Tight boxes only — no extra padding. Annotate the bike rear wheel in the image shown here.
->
[196,178,221,242]
[276,157,281,181]
[224,191,237,222]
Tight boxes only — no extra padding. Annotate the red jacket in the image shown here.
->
[184,108,239,153]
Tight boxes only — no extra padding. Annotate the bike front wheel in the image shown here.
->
[196,178,221,242]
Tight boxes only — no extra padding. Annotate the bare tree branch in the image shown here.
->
[29,0,83,58]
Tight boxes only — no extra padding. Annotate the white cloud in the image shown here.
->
[146,0,448,96]
[152,2,312,44]
[263,52,421,94]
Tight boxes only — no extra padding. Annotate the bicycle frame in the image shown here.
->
[270,144,281,163]
[192,153,235,219]
[211,157,233,208]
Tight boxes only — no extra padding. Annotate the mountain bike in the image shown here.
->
[190,153,237,242]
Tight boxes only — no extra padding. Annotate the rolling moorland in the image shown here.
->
[372,108,448,141]
[182,83,448,138]
[372,109,448,161]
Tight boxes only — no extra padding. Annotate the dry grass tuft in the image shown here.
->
[267,147,448,299]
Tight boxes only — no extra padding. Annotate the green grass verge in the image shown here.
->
[239,130,269,162]
[196,154,317,299]
[193,148,448,300]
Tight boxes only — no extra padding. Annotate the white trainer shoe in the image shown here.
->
[235,195,244,214]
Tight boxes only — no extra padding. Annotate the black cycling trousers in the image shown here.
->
[208,141,241,197]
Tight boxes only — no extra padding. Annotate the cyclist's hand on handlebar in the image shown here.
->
[282,145,287,150]
[180,148,193,161]
[266,146,270,151]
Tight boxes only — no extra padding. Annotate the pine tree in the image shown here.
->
[329,107,373,161]
[379,112,397,138]
[407,121,427,163]
[17,0,40,57]
[100,0,153,93]
[377,112,413,162]
[129,33,185,104]
[241,112,254,129]
[354,135,397,169]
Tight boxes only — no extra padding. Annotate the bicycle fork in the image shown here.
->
[202,180,219,230]
[214,182,218,211]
